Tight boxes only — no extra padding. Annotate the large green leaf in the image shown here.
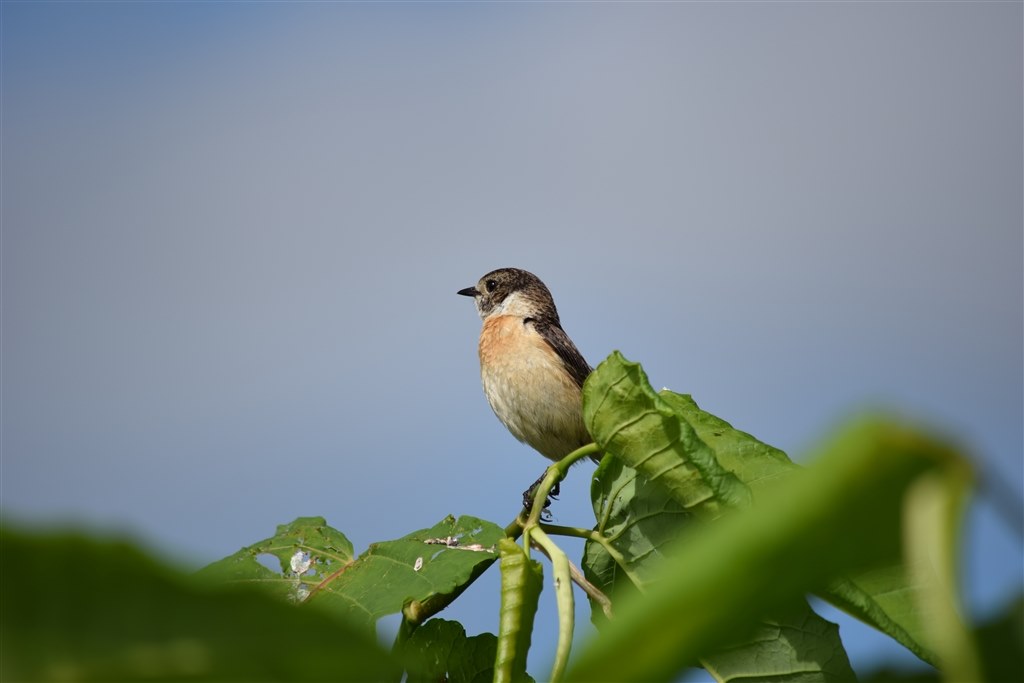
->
[583,454,854,682]
[656,390,795,498]
[568,412,965,682]
[398,618,497,683]
[200,515,505,631]
[1,526,399,682]
[582,352,940,666]
[582,352,753,515]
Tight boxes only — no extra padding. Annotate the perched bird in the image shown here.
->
[458,268,594,506]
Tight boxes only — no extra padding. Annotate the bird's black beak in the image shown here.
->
[457,287,478,297]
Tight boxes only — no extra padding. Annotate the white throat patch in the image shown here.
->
[483,290,536,319]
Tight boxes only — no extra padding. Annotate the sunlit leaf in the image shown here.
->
[200,515,504,632]
[582,352,753,515]
[198,516,355,602]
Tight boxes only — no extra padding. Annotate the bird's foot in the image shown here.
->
[522,474,560,521]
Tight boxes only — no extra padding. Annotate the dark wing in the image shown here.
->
[532,319,592,389]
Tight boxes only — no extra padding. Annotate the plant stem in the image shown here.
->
[531,536,613,620]
[538,522,642,591]
[530,527,575,683]
[525,443,601,530]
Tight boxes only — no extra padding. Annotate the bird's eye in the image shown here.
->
[485,279,497,292]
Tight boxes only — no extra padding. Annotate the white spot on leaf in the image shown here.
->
[290,550,312,575]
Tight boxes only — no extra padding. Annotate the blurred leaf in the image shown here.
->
[568,414,963,682]
[200,514,504,632]
[582,352,941,666]
[583,457,854,681]
[860,669,940,683]
[494,538,542,683]
[860,596,1023,683]
[0,526,399,682]
[903,468,979,681]
[975,595,1023,683]
[399,618,496,683]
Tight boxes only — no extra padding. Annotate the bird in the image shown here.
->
[458,268,594,508]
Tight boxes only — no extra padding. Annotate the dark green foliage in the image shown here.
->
[0,527,398,682]
[398,618,498,683]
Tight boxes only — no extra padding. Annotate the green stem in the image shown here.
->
[392,615,417,650]
[536,523,597,539]
[530,527,574,683]
[525,443,601,530]
[538,522,643,592]
[504,516,525,540]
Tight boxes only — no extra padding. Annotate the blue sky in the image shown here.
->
[2,1,1021,678]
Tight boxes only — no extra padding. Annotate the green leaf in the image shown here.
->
[583,351,753,514]
[860,596,1022,683]
[198,516,355,601]
[583,456,854,681]
[567,415,964,682]
[200,515,505,632]
[823,571,937,667]
[703,600,856,683]
[1,526,399,682]
[495,538,542,683]
[582,352,941,666]
[398,618,497,683]
[583,453,688,625]
[655,390,795,498]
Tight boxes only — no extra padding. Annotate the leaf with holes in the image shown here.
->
[198,516,355,603]
[199,514,505,632]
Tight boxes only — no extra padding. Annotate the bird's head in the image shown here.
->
[457,268,559,322]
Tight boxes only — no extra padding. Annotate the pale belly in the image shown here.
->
[479,316,590,461]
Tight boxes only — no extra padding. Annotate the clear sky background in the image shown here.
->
[3,1,1021,679]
